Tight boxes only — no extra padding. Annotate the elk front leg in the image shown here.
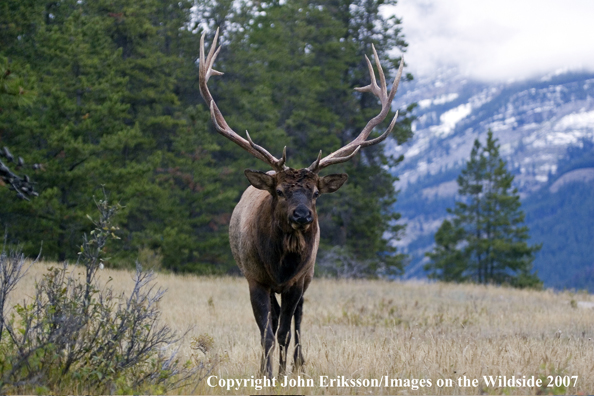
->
[293,295,305,369]
[278,286,303,376]
[270,292,280,335]
[248,281,275,377]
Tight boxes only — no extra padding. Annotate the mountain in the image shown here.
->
[389,67,594,290]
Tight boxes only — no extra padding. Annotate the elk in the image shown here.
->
[199,29,403,377]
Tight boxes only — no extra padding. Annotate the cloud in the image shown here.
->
[387,0,594,81]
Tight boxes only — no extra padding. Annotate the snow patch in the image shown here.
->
[418,93,459,109]
[540,67,571,82]
[418,99,432,108]
[554,110,594,130]
[421,180,458,200]
[434,103,472,136]
[434,93,459,105]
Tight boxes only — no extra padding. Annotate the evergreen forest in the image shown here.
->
[0,0,415,275]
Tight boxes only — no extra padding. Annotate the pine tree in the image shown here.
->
[86,0,240,272]
[0,2,153,259]
[425,131,542,287]
[0,56,40,200]
[425,220,466,282]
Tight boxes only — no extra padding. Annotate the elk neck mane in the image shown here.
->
[251,190,318,284]
[269,168,318,256]
[283,229,306,253]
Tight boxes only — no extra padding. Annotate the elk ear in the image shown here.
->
[244,170,276,193]
[318,173,348,194]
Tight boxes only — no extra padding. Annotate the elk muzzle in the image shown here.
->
[290,205,313,229]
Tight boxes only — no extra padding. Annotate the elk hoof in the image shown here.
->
[294,355,306,370]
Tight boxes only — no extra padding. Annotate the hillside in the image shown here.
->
[390,68,594,288]
[7,263,594,394]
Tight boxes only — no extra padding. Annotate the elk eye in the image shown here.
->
[276,189,284,197]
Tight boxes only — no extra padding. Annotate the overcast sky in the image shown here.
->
[386,0,594,82]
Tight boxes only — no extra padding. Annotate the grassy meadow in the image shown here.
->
[7,262,594,395]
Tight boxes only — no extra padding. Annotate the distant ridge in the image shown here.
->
[549,167,594,193]
[390,68,594,290]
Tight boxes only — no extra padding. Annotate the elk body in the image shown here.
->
[199,29,403,377]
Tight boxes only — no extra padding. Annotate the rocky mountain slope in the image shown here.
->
[389,68,594,289]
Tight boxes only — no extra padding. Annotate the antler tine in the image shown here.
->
[307,146,361,173]
[280,146,287,168]
[326,145,361,165]
[388,56,404,105]
[206,28,220,69]
[372,44,388,101]
[199,28,224,101]
[306,150,322,173]
[199,29,288,172]
[359,110,398,148]
[307,51,404,173]
[245,131,287,171]
[354,55,378,95]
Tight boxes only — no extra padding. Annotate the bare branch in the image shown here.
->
[0,146,43,200]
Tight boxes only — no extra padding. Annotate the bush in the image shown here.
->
[0,194,216,394]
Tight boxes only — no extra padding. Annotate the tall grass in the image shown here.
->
[8,263,594,395]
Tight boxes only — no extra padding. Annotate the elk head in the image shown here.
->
[198,28,403,221]
[245,168,347,233]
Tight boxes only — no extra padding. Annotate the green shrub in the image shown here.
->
[0,194,215,394]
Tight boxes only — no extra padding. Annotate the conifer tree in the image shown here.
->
[1,0,414,275]
[424,220,466,282]
[0,2,152,259]
[86,0,239,272]
[425,131,541,287]
[0,57,39,200]
[0,0,240,270]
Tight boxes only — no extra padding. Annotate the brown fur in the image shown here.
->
[228,168,347,376]
[283,231,306,253]
[199,31,401,377]
[231,169,322,287]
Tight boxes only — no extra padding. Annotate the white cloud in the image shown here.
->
[386,0,594,81]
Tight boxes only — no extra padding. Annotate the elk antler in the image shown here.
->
[199,28,288,172]
[306,45,403,173]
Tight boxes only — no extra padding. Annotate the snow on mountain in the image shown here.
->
[391,69,594,192]
[389,67,594,283]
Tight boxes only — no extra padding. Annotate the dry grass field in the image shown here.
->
[7,261,594,395]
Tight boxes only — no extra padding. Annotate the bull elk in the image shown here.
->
[198,29,403,377]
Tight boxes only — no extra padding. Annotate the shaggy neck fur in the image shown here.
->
[283,230,306,253]
[256,192,317,286]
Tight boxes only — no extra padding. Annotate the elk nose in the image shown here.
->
[292,206,313,225]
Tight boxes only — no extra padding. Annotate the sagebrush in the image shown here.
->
[0,195,216,394]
